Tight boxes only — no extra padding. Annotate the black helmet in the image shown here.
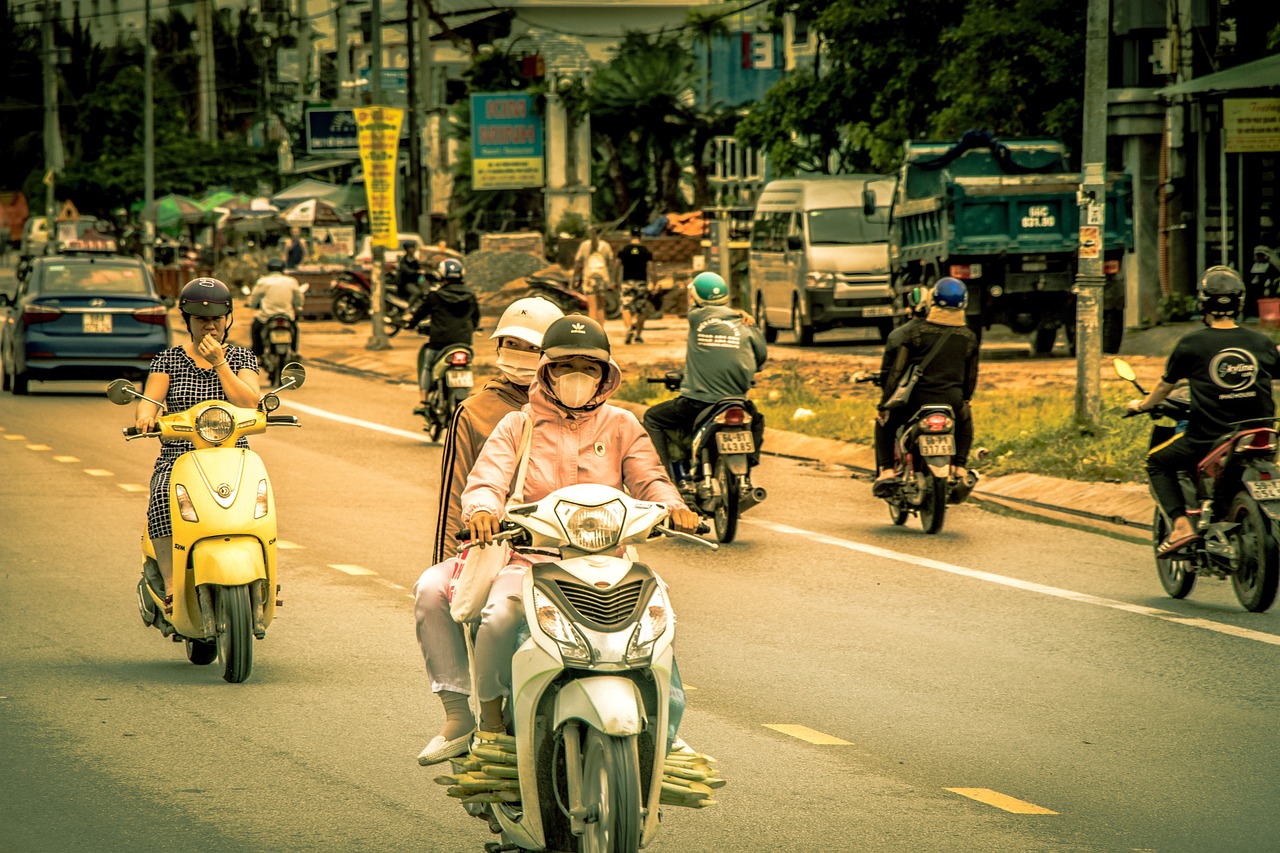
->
[437,258,465,282]
[179,277,233,318]
[1197,265,1245,317]
[267,258,286,272]
[541,315,611,361]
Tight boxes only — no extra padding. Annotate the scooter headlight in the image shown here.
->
[625,586,669,663]
[532,586,592,664]
[195,406,235,443]
[174,483,199,522]
[254,479,269,519]
[555,499,624,552]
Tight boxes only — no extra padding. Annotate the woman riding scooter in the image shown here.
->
[134,278,260,625]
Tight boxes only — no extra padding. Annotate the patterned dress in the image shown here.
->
[146,345,259,539]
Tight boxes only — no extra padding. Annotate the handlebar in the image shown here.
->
[123,425,158,438]
[267,415,300,427]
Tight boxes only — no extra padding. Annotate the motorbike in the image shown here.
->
[1115,358,1280,612]
[257,313,300,386]
[525,272,589,316]
[106,364,306,682]
[438,484,719,852]
[646,371,767,543]
[418,341,474,441]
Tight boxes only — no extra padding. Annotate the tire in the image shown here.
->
[382,315,402,337]
[1,360,9,391]
[1031,326,1057,356]
[1229,494,1280,613]
[577,730,641,853]
[919,471,948,534]
[216,585,254,683]
[1103,308,1124,355]
[756,295,778,344]
[1153,509,1197,599]
[604,288,622,321]
[790,299,814,346]
[713,459,740,544]
[184,639,217,665]
[888,499,909,526]
[11,365,28,395]
[331,291,368,324]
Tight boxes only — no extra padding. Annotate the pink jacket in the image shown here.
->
[460,356,687,521]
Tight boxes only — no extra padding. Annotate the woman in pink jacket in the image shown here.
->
[463,315,700,733]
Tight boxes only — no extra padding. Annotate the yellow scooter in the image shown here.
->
[106,364,305,683]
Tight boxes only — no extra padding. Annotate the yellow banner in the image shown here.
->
[1224,98,1280,153]
[355,105,404,249]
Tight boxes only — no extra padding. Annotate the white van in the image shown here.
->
[749,175,896,345]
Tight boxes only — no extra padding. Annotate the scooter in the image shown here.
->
[525,272,589,316]
[438,484,719,852]
[1115,358,1280,612]
[418,342,474,441]
[107,364,306,682]
[257,313,300,386]
[646,371,767,543]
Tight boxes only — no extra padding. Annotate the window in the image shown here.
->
[806,208,889,246]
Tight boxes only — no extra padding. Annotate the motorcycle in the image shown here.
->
[106,364,306,682]
[257,313,300,387]
[646,371,767,543]
[330,270,374,323]
[418,341,474,441]
[1115,358,1280,612]
[437,484,719,852]
[525,272,589,316]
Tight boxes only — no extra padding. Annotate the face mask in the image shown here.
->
[496,347,540,385]
[551,371,600,409]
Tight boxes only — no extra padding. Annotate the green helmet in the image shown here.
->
[689,272,730,306]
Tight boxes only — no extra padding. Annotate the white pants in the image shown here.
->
[412,560,471,695]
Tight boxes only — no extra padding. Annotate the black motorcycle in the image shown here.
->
[646,371,767,543]
[525,272,589,315]
[257,314,300,386]
[418,343,474,441]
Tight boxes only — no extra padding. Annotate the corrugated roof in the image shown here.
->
[1156,53,1280,97]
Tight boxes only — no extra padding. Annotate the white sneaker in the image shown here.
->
[416,731,474,766]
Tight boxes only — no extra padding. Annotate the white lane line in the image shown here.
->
[277,540,304,550]
[117,483,147,493]
[283,400,433,444]
[373,577,406,591]
[763,724,852,745]
[83,468,114,477]
[26,444,51,451]
[53,455,80,463]
[946,788,1058,815]
[744,518,1280,648]
[4,434,27,441]
[330,564,377,576]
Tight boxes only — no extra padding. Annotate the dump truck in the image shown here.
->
[887,134,1133,353]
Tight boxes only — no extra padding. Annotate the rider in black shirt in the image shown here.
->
[617,228,655,344]
[1127,266,1280,556]
[410,259,481,415]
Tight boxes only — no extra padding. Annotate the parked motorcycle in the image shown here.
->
[330,270,376,324]
[525,272,589,316]
[1115,358,1280,612]
[257,313,300,386]
[646,371,766,543]
[418,342,474,441]
[439,484,718,852]
[107,364,306,682]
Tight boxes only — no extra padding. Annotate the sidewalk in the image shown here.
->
[235,301,1155,543]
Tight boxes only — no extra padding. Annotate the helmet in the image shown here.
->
[541,315,611,361]
[266,258,286,272]
[401,241,417,253]
[688,272,730,306]
[1197,265,1245,316]
[491,297,564,347]
[905,285,931,317]
[179,277,233,318]
[437,259,465,282]
[931,277,968,309]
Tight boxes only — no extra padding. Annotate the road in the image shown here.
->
[3,365,1280,853]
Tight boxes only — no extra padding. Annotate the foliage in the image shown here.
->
[554,212,589,239]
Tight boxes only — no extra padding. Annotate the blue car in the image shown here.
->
[1,252,172,394]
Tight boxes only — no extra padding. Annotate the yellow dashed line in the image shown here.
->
[53,455,80,463]
[83,469,114,477]
[373,578,405,590]
[330,564,376,576]
[26,444,51,451]
[277,540,304,550]
[946,788,1058,815]
[763,724,852,745]
[117,484,147,493]
[4,434,26,441]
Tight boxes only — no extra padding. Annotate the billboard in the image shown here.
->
[470,93,544,191]
[355,106,405,250]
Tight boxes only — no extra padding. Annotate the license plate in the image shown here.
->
[1247,480,1280,501]
[445,370,473,388]
[83,313,112,334]
[268,329,292,344]
[715,430,755,454]
[862,305,894,317]
[918,434,955,456]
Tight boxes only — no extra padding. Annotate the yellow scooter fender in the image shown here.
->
[191,536,267,586]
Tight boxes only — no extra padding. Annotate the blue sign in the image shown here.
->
[470,93,544,190]
[306,107,410,156]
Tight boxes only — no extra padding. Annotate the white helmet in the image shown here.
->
[491,297,565,348]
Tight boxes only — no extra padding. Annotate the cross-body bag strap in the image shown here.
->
[507,412,533,506]
[913,327,956,374]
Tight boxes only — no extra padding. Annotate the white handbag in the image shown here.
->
[448,413,533,623]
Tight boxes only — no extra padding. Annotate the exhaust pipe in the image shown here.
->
[739,486,768,512]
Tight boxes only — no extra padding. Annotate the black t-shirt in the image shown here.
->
[878,320,980,409]
[617,243,653,282]
[1163,325,1280,442]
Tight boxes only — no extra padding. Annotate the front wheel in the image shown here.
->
[1153,509,1197,599]
[790,299,814,346]
[713,458,740,544]
[756,295,778,344]
[577,730,641,853]
[1229,494,1279,612]
[331,291,368,324]
[216,585,254,683]
[888,498,909,526]
[919,470,948,534]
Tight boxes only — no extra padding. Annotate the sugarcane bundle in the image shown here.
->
[434,730,521,803]
[660,744,725,808]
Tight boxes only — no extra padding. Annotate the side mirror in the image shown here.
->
[863,188,878,217]
[106,378,138,405]
[279,363,306,390]
[1112,358,1136,382]
[785,235,803,251]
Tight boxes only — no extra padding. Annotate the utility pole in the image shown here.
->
[143,0,155,265]
[406,0,421,233]
[335,0,349,105]
[41,0,61,244]
[366,0,390,350]
[197,0,217,141]
[419,0,433,244]
[1074,0,1109,429]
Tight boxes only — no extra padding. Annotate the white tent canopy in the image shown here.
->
[272,179,347,207]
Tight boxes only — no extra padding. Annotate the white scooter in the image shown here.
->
[443,484,717,852]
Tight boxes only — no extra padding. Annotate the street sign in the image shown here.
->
[306,108,362,156]
[470,93,544,191]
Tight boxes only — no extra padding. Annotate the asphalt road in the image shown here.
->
[3,367,1280,852]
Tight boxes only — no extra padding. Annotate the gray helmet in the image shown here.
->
[179,277,233,318]
[1197,265,1245,317]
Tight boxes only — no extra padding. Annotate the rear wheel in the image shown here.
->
[11,365,29,395]
[577,730,641,853]
[790,299,814,346]
[216,585,254,683]
[713,459,740,544]
[1031,325,1057,356]
[1229,494,1279,612]
[1154,510,1197,599]
[184,639,217,665]
[756,295,778,344]
[331,291,367,324]
[1103,308,1124,354]
[919,471,948,534]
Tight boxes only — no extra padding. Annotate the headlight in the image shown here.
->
[625,586,669,662]
[195,406,235,443]
[532,586,592,664]
[174,484,199,522]
[807,272,836,289]
[555,499,624,552]
[254,479,269,519]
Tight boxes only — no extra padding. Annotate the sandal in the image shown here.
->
[1156,531,1200,558]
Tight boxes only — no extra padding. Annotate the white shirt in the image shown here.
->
[248,272,304,322]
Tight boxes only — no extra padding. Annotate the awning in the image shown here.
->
[285,157,358,176]
[1156,53,1280,97]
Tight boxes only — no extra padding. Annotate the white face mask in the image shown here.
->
[551,371,600,409]
[495,347,540,385]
